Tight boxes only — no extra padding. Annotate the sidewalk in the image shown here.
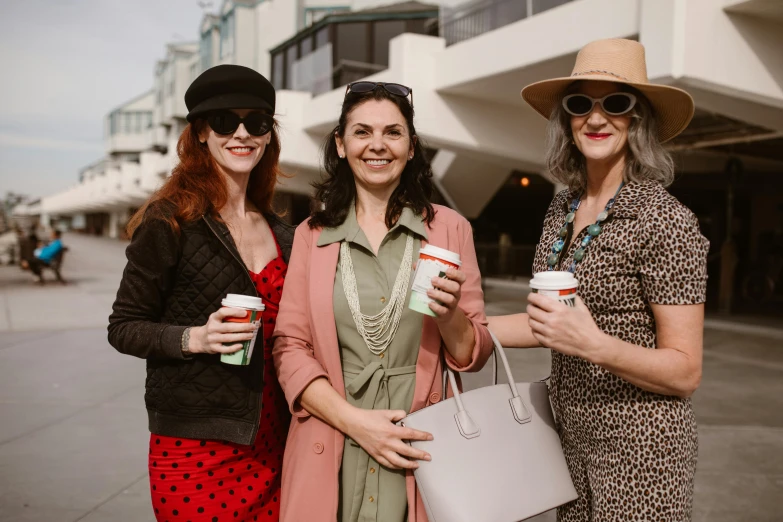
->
[1,233,781,521]
[0,232,127,332]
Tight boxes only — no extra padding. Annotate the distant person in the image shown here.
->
[108,65,293,522]
[489,39,709,521]
[20,229,63,283]
[27,227,39,246]
[272,81,493,522]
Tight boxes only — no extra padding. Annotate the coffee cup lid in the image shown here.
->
[419,244,462,266]
[222,294,265,310]
[529,271,578,291]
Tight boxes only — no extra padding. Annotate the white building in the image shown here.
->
[37,0,783,311]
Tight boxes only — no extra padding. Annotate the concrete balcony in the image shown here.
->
[105,132,152,155]
[147,125,169,150]
[275,0,783,218]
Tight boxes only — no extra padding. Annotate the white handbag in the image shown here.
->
[399,331,578,521]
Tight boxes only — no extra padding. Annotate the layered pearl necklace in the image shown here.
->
[340,235,414,356]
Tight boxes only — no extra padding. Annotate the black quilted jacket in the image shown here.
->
[108,207,294,445]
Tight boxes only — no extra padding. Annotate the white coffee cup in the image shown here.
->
[409,245,462,317]
[220,294,265,366]
[529,271,579,307]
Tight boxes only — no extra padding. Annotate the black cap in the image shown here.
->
[185,64,275,122]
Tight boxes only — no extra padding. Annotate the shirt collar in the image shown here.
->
[317,202,428,247]
[561,180,657,220]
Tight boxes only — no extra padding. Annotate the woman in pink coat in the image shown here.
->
[272,81,493,522]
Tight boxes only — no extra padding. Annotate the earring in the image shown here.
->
[339,154,344,159]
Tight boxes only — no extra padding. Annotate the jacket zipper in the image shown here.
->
[202,215,264,443]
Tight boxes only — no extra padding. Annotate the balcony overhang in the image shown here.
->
[724,0,783,21]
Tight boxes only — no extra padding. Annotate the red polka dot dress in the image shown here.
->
[148,242,290,522]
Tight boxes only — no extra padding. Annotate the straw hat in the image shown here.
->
[521,39,694,143]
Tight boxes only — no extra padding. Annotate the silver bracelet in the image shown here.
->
[181,327,193,357]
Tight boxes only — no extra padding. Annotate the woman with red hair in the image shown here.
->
[109,65,293,521]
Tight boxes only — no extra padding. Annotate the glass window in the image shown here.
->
[272,52,284,90]
[316,26,329,49]
[373,20,405,67]
[336,23,368,64]
[134,112,143,133]
[220,12,235,60]
[200,31,212,71]
[285,45,298,89]
[532,0,572,15]
[406,19,428,35]
[300,36,313,57]
[494,0,528,27]
[122,113,131,133]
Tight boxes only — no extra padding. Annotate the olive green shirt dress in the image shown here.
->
[317,205,427,522]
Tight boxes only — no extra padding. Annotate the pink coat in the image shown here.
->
[272,204,493,522]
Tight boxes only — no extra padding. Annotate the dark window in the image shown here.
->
[336,23,368,64]
[532,0,572,15]
[373,20,405,67]
[316,26,329,49]
[285,45,299,89]
[496,0,528,25]
[272,52,284,90]
[406,19,428,35]
[300,36,313,57]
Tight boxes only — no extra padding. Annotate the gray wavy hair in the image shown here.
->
[545,84,675,194]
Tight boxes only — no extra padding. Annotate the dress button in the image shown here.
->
[379,353,385,359]
[313,442,324,454]
[380,296,386,303]
[369,496,375,503]
[429,392,441,404]
[370,467,376,474]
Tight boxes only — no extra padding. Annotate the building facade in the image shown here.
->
[36,0,783,314]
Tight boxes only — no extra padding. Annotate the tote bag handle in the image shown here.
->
[442,330,532,439]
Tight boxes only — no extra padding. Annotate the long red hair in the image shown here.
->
[127,119,284,237]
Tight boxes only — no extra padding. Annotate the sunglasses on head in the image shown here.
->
[562,93,637,117]
[345,81,414,107]
[206,110,274,136]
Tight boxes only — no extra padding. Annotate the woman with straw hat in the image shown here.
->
[489,39,709,520]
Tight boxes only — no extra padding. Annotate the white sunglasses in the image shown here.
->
[562,93,637,116]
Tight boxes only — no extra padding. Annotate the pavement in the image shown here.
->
[0,232,781,521]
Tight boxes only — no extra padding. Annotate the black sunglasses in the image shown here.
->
[345,81,413,107]
[562,93,637,117]
[206,110,274,136]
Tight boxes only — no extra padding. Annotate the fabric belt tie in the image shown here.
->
[343,361,417,522]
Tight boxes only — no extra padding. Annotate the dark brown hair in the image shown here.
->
[309,87,435,230]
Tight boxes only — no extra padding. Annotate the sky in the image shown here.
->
[0,0,206,200]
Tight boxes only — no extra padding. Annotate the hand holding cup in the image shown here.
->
[427,267,467,322]
[188,307,259,355]
[527,280,605,362]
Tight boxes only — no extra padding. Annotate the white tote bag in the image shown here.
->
[399,331,577,521]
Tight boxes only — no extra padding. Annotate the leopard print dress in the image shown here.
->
[532,181,709,522]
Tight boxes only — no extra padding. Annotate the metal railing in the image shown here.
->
[441,0,574,46]
[475,243,537,279]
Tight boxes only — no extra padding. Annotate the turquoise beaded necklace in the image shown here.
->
[547,182,624,273]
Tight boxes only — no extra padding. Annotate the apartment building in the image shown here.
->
[38,0,783,313]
